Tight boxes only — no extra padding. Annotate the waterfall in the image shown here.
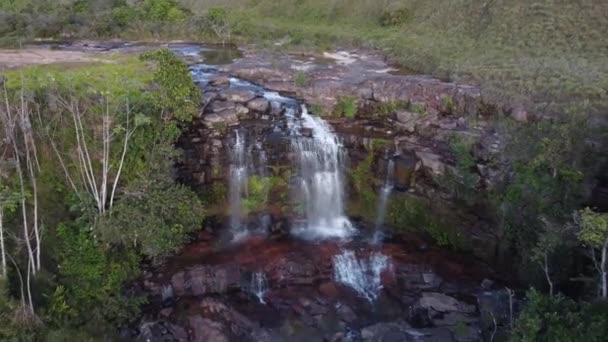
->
[372,158,394,244]
[160,284,174,301]
[249,272,269,304]
[333,250,389,302]
[229,130,248,240]
[290,105,355,240]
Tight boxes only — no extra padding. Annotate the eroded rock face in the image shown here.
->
[138,238,509,342]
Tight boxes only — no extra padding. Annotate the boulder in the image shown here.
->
[415,151,446,176]
[418,292,476,313]
[361,321,412,342]
[217,109,239,125]
[235,104,250,119]
[247,98,270,113]
[220,89,257,103]
[170,264,241,296]
[394,110,420,133]
[393,154,417,190]
[207,100,236,113]
[188,315,229,342]
[209,75,231,87]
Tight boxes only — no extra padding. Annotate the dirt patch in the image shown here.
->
[0,48,105,69]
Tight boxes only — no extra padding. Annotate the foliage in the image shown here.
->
[143,0,187,22]
[96,181,204,259]
[206,7,231,44]
[333,96,357,118]
[54,222,144,328]
[351,152,377,211]
[377,100,409,116]
[294,70,308,87]
[243,175,270,213]
[379,6,410,27]
[576,208,608,250]
[436,136,479,205]
[386,193,463,248]
[511,288,608,342]
[140,48,200,121]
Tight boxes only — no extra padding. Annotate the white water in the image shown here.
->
[333,250,389,302]
[372,159,395,244]
[229,130,248,238]
[290,105,355,240]
[249,272,269,304]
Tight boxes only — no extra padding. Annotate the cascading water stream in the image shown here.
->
[333,250,389,302]
[249,272,269,304]
[229,130,248,240]
[290,105,355,240]
[372,158,395,244]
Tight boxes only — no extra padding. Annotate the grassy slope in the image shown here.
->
[181,0,608,116]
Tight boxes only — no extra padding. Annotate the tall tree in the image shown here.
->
[576,207,608,298]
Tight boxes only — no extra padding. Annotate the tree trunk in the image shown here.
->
[543,253,554,296]
[602,239,607,298]
[0,209,6,278]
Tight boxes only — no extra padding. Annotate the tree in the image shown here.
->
[0,185,19,278]
[576,207,608,298]
[1,76,42,273]
[140,48,200,121]
[206,7,231,45]
[531,217,572,296]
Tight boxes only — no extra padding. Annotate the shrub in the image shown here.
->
[512,289,608,342]
[379,6,410,27]
[140,48,201,122]
[333,96,357,118]
[96,182,204,260]
[294,70,308,87]
[54,222,144,327]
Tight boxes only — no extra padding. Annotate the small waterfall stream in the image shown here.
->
[372,158,395,244]
[229,130,248,239]
[249,272,269,304]
[333,250,389,302]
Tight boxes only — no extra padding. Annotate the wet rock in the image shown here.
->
[220,89,257,103]
[336,303,357,323]
[480,279,494,290]
[188,315,229,342]
[432,311,478,326]
[319,282,339,299]
[247,98,270,113]
[415,151,446,176]
[208,100,236,113]
[236,104,250,119]
[413,327,456,342]
[361,321,412,342]
[159,307,173,318]
[418,292,476,314]
[393,154,417,190]
[394,111,420,132]
[217,109,239,125]
[270,101,283,116]
[202,92,218,106]
[209,75,231,87]
[170,264,241,296]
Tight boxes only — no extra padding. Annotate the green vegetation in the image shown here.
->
[333,95,357,118]
[436,136,479,205]
[0,50,203,339]
[243,175,270,213]
[294,70,308,87]
[386,193,464,249]
[511,289,608,342]
[140,48,201,121]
